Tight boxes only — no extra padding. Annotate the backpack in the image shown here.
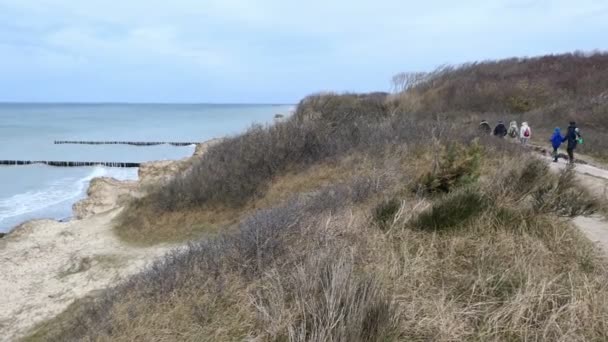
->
[479,122,491,134]
[523,127,530,138]
[575,128,583,144]
[508,126,517,138]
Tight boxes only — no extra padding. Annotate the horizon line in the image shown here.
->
[0,101,297,106]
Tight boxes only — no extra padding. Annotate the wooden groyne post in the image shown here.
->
[0,160,140,168]
[54,141,198,146]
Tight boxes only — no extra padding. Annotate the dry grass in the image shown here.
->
[114,154,377,245]
[114,205,235,245]
[26,136,608,341]
[375,219,608,341]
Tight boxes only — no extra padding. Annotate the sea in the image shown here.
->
[0,103,294,233]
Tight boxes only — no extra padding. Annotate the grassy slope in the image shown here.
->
[25,53,608,341]
[391,52,608,160]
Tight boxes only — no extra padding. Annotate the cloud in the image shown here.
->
[0,0,606,102]
[43,26,231,70]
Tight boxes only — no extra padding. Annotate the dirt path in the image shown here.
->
[0,209,174,341]
[547,158,608,200]
[546,157,608,256]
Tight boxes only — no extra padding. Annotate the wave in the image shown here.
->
[0,166,138,225]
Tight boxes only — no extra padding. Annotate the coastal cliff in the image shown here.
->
[0,140,217,341]
[72,139,222,219]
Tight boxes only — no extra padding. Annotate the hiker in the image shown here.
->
[493,121,507,137]
[507,121,519,139]
[563,121,581,163]
[520,122,531,145]
[550,127,563,162]
[478,120,491,135]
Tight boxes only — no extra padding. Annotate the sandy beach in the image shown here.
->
[0,140,218,341]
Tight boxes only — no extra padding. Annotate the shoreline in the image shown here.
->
[0,139,219,238]
[0,139,220,341]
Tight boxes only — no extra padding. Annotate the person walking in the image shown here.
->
[520,122,531,145]
[550,127,563,162]
[493,121,507,137]
[507,121,519,139]
[563,121,581,163]
[478,120,491,135]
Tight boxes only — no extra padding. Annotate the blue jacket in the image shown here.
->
[550,128,563,149]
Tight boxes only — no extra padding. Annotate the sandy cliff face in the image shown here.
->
[71,160,186,220]
[193,138,221,157]
[72,140,222,220]
[72,177,140,219]
[138,159,189,186]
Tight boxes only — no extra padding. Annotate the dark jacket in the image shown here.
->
[563,125,578,149]
[550,128,563,149]
[493,123,507,137]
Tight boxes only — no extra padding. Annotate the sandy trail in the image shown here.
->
[0,210,174,341]
[547,158,608,200]
[546,157,608,257]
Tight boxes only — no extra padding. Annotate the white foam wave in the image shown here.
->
[0,167,138,223]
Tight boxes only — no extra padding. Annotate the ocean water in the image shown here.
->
[0,103,293,232]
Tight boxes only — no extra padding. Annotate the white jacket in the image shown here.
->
[520,123,531,138]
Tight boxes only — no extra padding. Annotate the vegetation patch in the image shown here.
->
[373,198,401,231]
[415,187,489,231]
[416,143,481,195]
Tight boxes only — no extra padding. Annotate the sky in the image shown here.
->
[0,0,607,103]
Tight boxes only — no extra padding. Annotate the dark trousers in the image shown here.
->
[553,148,559,161]
[567,148,574,163]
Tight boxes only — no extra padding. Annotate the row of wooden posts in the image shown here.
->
[54,141,197,146]
[0,160,141,167]
[0,141,198,168]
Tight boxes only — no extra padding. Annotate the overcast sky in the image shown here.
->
[0,0,607,103]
